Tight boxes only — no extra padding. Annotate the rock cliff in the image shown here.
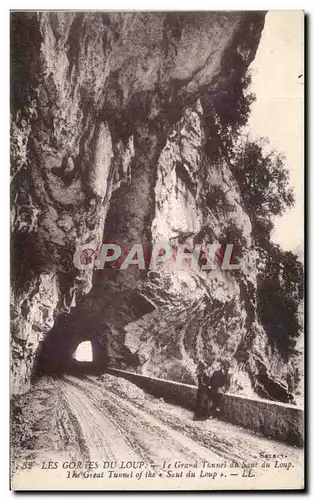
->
[11,11,298,402]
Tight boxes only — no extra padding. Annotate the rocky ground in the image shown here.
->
[11,373,303,490]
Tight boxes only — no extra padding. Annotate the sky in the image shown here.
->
[248,11,304,252]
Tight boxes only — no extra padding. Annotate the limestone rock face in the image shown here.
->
[11,11,298,401]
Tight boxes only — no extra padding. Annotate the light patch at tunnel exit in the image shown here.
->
[73,341,93,363]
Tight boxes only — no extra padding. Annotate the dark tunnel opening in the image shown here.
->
[34,313,109,379]
[32,291,156,382]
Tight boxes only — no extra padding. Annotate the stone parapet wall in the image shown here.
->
[107,368,304,447]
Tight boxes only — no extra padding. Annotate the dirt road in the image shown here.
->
[11,374,304,490]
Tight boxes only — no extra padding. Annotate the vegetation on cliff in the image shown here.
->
[204,68,303,360]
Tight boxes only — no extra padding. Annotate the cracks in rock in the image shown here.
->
[11,11,278,397]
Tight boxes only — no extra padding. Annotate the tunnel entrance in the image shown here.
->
[33,289,153,382]
[34,313,109,378]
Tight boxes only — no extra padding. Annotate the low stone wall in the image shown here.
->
[220,393,303,447]
[107,368,304,447]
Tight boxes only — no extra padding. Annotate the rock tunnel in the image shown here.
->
[34,313,109,377]
[33,288,155,380]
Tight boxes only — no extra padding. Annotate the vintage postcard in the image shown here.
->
[10,10,304,491]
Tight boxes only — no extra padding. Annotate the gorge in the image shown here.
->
[11,11,301,404]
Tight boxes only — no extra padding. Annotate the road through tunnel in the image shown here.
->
[34,313,109,378]
[33,286,156,383]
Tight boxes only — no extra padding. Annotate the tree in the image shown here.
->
[202,71,256,161]
[257,245,304,358]
[212,73,256,141]
[230,138,294,245]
